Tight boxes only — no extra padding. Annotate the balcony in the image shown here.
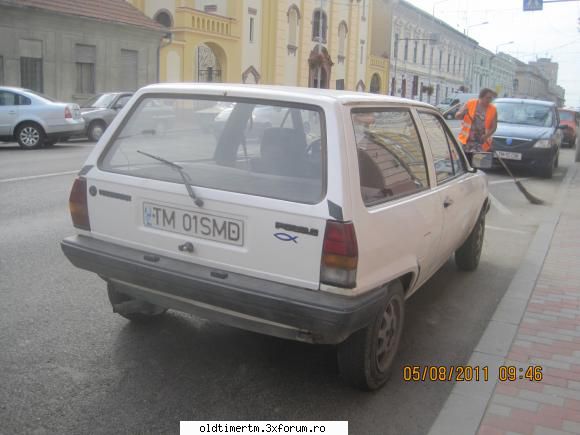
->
[369,55,388,69]
[175,7,239,39]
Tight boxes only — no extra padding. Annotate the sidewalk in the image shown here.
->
[430,162,580,435]
[478,167,580,434]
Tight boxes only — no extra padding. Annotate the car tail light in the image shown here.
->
[64,106,73,119]
[69,177,91,231]
[320,221,358,288]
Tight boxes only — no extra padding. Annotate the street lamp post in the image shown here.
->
[432,0,452,17]
[496,41,514,54]
[465,21,488,36]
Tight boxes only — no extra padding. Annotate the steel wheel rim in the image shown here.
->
[376,299,401,373]
[92,126,104,140]
[20,127,40,146]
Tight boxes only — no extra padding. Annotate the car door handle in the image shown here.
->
[443,198,454,208]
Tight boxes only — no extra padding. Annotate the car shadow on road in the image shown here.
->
[75,256,520,434]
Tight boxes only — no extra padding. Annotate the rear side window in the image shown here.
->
[351,108,429,206]
[100,96,325,204]
[419,112,465,183]
[0,91,17,106]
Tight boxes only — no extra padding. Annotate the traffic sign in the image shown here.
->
[523,0,543,11]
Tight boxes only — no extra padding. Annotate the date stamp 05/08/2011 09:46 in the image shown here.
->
[402,365,544,383]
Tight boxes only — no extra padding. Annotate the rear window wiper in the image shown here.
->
[137,150,204,207]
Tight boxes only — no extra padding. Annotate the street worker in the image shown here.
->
[456,88,498,160]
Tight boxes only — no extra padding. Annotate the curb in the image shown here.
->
[427,164,578,435]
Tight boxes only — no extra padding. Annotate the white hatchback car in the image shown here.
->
[62,84,489,390]
[0,86,84,148]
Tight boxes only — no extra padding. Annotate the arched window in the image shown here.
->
[312,9,327,43]
[154,10,173,28]
[370,74,381,94]
[287,5,300,47]
[338,21,348,58]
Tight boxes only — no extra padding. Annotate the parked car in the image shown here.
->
[557,108,578,148]
[61,84,490,391]
[0,86,84,149]
[492,98,564,178]
[436,92,478,113]
[442,102,461,120]
[212,103,293,140]
[80,92,133,141]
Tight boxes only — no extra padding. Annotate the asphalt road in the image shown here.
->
[0,130,573,435]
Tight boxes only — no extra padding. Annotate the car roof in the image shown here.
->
[494,98,555,107]
[139,83,434,109]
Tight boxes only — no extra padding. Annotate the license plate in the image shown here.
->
[143,203,244,246]
[496,151,522,161]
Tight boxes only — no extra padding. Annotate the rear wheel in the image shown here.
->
[88,121,106,142]
[16,122,44,149]
[455,213,485,271]
[107,282,167,322]
[337,281,405,390]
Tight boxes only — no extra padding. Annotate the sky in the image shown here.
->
[406,0,580,107]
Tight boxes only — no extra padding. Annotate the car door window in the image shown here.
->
[116,95,131,109]
[419,112,465,183]
[351,108,429,206]
[0,91,18,106]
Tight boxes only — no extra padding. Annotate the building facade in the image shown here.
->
[0,0,163,103]
[130,0,379,92]
[388,0,477,105]
[490,53,517,97]
[514,61,550,101]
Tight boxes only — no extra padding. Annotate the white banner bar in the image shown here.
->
[181,421,348,435]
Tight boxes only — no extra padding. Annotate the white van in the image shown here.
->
[436,93,479,113]
[62,84,490,390]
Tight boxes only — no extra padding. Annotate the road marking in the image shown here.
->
[489,177,530,185]
[489,192,513,215]
[0,170,78,183]
[486,225,531,235]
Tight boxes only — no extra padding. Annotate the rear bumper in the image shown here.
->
[61,235,387,344]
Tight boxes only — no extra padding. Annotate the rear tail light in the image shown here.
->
[320,221,358,288]
[69,177,91,231]
[64,106,72,119]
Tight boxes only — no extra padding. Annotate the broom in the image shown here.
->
[493,153,544,205]
[462,108,544,205]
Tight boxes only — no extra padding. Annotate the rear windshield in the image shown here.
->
[559,111,576,122]
[100,96,325,204]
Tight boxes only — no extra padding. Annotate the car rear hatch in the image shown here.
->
[83,94,331,290]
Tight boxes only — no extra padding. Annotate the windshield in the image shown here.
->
[496,102,555,127]
[559,111,576,122]
[100,96,325,204]
[84,94,116,108]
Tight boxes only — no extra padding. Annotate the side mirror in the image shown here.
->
[558,124,568,130]
[471,152,493,170]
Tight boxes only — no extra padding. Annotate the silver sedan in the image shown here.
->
[0,86,85,149]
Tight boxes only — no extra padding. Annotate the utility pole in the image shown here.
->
[317,0,323,88]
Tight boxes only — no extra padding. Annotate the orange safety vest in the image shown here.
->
[457,99,497,152]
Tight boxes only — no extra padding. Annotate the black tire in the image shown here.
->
[16,122,45,149]
[539,157,554,179]
[337,281,405,391]
[88,121,106,142]
[107,282,167,323]
[455,213,485,271]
